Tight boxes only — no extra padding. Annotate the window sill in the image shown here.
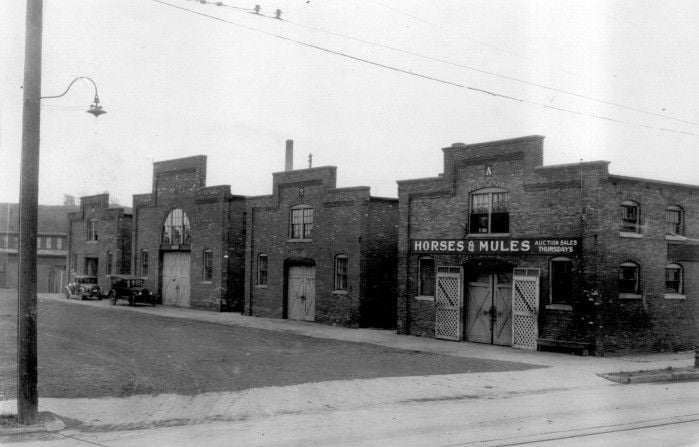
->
[201,281,213,285]
[664,235,686,241]
[287,238,312,243]
[467,233,511,238]
[415,295,434,302]
[618,293,642,300]
[254,284,268,289]
[546,304,572,311]
[619,232,643,239]
[664,293,686,300]
[332,290,348,295]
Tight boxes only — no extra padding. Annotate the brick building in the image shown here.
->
[1,203,76,292]
[67,194,132,292]
[244,142,398,328]
[397,136,698,354]
[132,156,246,311]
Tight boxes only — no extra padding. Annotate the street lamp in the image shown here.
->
[41,76,107,117]
[18,0,106,425]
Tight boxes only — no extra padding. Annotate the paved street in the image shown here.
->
[0,291,536,400]
[1,290,697,446]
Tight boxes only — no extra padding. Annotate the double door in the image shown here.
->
[287,265,316,321]
[465,271,513,346]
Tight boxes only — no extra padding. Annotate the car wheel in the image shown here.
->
[64,291,70,299]
[128,297,135,307]
[109,293,116,306]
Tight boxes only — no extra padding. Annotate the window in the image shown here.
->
[106,251,113,275]
[56,238,62,250]
[665,206,684,235]
[1,235,7,248]
[46,237,52,249]
[71,252,78,273]
[87,219,98,241]
[418,257,435,296]
[620,201,640,233]
[257,254,268,286]
[619,262,640,295]
[665,264,683,294]
[334,255,348,291]
[203,249,213,282]
[13,236,18,248]
[550,257,573,304]
[141,250,149,277]
[290,205,313,239]
[161,209,191,245]
[37,237,41,248]
[469,188,510,234]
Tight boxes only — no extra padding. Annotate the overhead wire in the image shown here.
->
[151,0,699,138]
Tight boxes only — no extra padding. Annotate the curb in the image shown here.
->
[599,368,699,384]
[0,412,65,436]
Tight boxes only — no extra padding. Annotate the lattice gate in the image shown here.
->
[512,268,540,350]
[435,266,463,341]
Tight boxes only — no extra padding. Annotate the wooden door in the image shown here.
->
[287,265,315,321]
[162,252,191,307]
[466,272,492,344]
[493,271,513,346]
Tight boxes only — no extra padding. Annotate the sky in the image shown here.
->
[1,0,698,206]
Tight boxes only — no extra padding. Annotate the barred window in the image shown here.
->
[334,255,348,291]
[141,250,149,277]
[665,206,683,235]
[257,254,268,286]
[203,249,213,282]
[469,188,510,234]
[418,257,435,296]
[290,205,313,239]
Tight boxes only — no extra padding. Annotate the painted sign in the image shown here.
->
[411,238,581,255]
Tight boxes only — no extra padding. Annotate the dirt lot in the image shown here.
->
[0,291,537,400]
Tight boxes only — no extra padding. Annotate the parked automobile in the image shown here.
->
[64,275,102,300]
[106,274,156,306]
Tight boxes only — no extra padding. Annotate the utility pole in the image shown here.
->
[18,0,43,425]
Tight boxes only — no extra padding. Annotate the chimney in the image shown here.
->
[285,139,294,171]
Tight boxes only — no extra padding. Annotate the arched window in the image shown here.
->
[550,257,573,304]
[665,206,684,235]
[161,209,191,245]
[618,261,640,295]
[418,256,435,297]
[289,205,313,239]
[469,188,510,234]
[620,201,641,233]
[665,263,683,294]
[334,255,348,291]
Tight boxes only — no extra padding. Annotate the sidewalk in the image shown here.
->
[1,294,695,433]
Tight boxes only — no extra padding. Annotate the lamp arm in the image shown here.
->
[40,76,101,102]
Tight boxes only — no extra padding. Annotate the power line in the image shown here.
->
[289,1,699,127]
[151,0,699,138]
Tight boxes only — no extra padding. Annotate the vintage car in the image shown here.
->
[106,274,156,306]
[64,275,102,300]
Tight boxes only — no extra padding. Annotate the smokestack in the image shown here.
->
[285,139,293,171]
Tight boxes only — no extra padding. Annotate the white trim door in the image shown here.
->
[512,269,540,350]
[435,266,463,341]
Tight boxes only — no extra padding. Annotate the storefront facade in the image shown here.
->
[397,136,698,354]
